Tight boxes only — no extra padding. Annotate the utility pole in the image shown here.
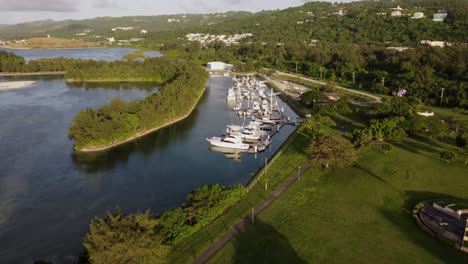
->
[440,87,445,106]
[352,72,356,86]
[381,77,385,86]
[251,207,255,223]
[320,67,323,80]
[295,61,298,73]
[313,99,316,110]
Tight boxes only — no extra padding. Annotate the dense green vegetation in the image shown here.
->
[83,184,244,263]
[67,60,208,149]
[0,51,172,82]
[64,58,175,82]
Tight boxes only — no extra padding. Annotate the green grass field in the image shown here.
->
[208,135,468,263]
[169,97,467,264]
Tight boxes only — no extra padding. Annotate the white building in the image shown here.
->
[140,30,147,34]
[333,9,345,16]
[386,47,410,52]
[433,12,448,22]
[391,11,402,17]
[207,62,234,71]
[107,37,115,44]
[412,12,424,19]
[420,40,452,47]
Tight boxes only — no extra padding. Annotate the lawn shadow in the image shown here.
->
[231,219,307,264]
[353,164,404,195]
[380,190,468,264]
[394,140,441,160]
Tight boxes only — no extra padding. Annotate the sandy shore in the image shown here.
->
[0,71,65,76]
[0,81,37,90]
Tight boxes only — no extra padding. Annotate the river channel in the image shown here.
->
[0,49,297,263]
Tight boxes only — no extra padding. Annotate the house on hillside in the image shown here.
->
[433,12,448,22]
[206,62,234,71]
[412,12,424,19]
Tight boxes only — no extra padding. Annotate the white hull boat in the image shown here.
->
[207,135,250,150]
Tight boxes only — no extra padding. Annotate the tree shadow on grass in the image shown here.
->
[232,219,306,264]
[353,164,404,195]
[380,191,468,264]
[394,140,440,160]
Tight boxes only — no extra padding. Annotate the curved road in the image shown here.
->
[272,70,382,103]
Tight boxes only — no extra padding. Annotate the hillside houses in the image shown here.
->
[186,33,253,46]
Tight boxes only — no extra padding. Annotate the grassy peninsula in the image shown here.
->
[67,59,209,151]
[2,37,99,49]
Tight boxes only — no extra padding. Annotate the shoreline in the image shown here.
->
[1,46,102,50]
[0,81,37,90]
[0,71,65,76]
[66,79,162,83]
[78,86,206,152]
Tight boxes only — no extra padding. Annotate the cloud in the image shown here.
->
[93,0,121,9]
[0,0,78,12]
[225,0,241,5]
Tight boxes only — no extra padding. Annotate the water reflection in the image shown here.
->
[209,146,246,161]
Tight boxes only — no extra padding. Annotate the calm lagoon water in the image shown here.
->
[0,49,296,263]
[0,47,162,61]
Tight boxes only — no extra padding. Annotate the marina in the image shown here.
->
[208,76,299,155]
[0,73,297,263]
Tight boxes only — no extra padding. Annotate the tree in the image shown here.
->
[318,97,352,116]
[301,114,336,138]
[369,117,407,141]
[408,116,448,139]
[301,90,327,106]
[83,209,170,264]
[440,151,455,163]
[352,128,373,149]
[306,135,358,168]
[381,144,392,154]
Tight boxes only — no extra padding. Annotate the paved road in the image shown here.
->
[274,70,382,103]
[193,162,312,264]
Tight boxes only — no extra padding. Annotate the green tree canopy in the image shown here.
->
[306,135,358,168]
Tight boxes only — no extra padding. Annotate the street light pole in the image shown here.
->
[440,87,445,106]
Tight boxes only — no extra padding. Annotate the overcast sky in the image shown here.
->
[0,0,355,25]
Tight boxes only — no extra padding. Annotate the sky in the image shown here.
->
[0,0,354,25]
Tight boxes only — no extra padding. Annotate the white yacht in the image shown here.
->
[233,102,242,111]
[252,101,260,111]
[261,117,276,125]
[206,135,250,150]
[226,125,263,142]
[261,99,269,110]
[227,88,236,101]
